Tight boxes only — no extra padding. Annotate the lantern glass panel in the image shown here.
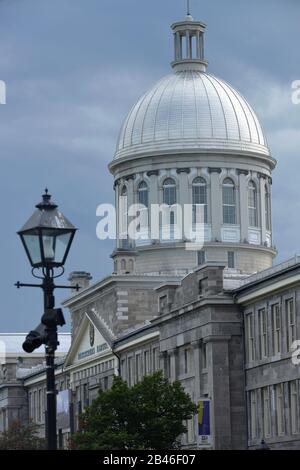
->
[54,232,72,264]
[23,233,42,265]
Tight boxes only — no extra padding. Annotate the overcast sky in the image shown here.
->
[0,0,299,331]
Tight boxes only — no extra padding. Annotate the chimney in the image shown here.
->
[68,271,92,290]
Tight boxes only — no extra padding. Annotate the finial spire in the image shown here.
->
[187,0,190,16]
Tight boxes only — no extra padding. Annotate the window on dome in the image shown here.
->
[137,181,149,239]
[162,178,177,235]
[163,178,176,206]
[192,177,208,224]
[248,181,258,227]
[138,181,149,208]
[222,178,236,225]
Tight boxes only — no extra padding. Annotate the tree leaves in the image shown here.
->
[72,371,197,450]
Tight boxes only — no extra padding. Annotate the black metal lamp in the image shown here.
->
[18,189,76,270]
[16,189,79,451]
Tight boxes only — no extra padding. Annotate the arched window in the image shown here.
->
[137,181,149,241]
[121,259,126,271]
[163,178,176,206]
[138,181,149,208]
[222,178,236,225]
[265,185,271,231]
[192,177,208,224]
[248,181,258,227]
[129,259,134,272]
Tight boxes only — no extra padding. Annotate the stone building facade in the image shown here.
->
[0,334,70,436]
[2,12,299,450]
[10,258,300,450]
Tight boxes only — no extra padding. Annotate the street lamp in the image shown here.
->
[16,189,79,450]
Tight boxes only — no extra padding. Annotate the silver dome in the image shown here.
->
[114,71,270,160]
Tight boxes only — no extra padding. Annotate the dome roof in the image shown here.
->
[114,71,270,161]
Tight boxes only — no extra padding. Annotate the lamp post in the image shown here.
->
[16,189,79,450]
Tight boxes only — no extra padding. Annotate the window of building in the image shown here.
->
[83,383,89,409]
[33,390,37,422]
[38,389,42,423]
[197,250,206,266]
[138,181,149,208]
[248,181,258,227]
[192,177,208,224]
[121,359,126,380]
[246,313,255,362]
[289,380,299,434]
[135,354,141,382]
[144,350,150,375]
[120,259,127,271]
[137,181,149,237]
[167,354,172,378]
[184,348,191,374]
[152,348,159,371]
[271,303,281,355]
[265,185,271,231]
[250,390,257,439]
[198,279,203,296]
[159,295,168,314]
[222,178,236,224]
[262,387,271,438]
[201,343,207,370]
[275,383,285,436]
[286,298,296,352]
[163,178,176,206]
[186,418,195,444]
[128,259,134,272]
[103,376,108,390]
[258,307,268,359]
[128,357,134,387]
[228,251,235,269]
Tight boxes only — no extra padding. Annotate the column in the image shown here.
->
[159,351,168,376]
[125,175,135,248]
[196,31,201,58]
[238,170,249,243]
[200,33,204,59]
[259,173,267,244]
[168,348,178,382]
[209,168,222,242]
[191,340,201,401]
[186,31,190,58]
[147,170,159,242]
[177,168,190,240]
[175,32,181,60]
[268,176,273,245]
[206,337,232,450]
[114,180,120,248]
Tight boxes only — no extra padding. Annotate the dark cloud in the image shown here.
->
[0,0,299,330]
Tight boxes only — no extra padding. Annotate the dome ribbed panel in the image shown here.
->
[114,71,270,160]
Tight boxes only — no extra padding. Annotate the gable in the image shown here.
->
[64,314,111,368]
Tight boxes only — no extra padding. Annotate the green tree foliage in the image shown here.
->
[0,420,45,450]
[72,371,197,450]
